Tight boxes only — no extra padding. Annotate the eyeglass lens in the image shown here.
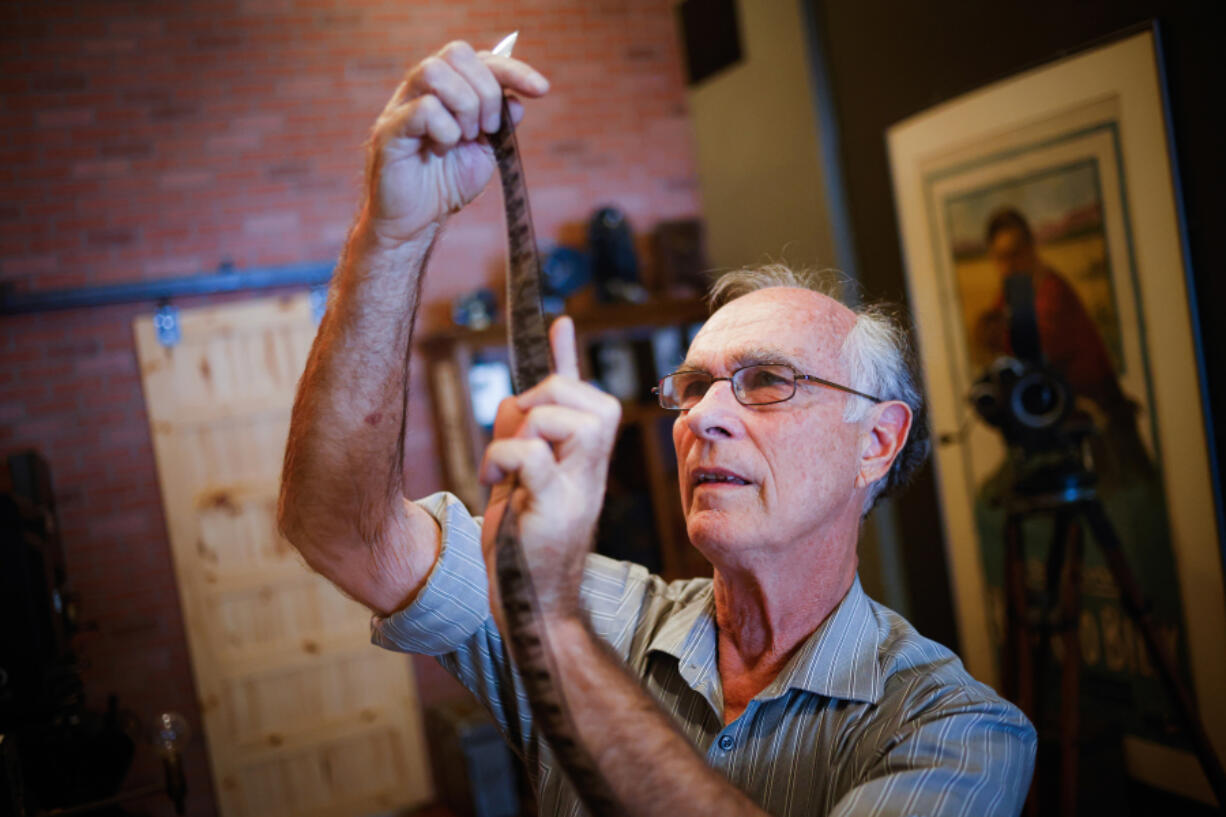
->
[661,365,796,409]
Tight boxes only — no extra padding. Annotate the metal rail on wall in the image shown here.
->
[0,260,335,346]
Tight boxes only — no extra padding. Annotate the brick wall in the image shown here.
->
[1,1,700,813]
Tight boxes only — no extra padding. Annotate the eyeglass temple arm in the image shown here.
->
[797,375,883,404]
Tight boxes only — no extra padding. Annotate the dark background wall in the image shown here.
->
[807,0,1226,649]
[1,2,699,813]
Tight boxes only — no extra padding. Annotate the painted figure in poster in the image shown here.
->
[971,207,1155,485]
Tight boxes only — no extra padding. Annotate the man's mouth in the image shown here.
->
[692,468,751,487]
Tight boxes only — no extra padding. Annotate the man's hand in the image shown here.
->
[364,40,550,247]
[477,317,622,620]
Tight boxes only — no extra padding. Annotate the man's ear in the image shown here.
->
[856,401,912,489]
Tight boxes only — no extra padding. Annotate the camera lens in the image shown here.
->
[1020,382,1056,415]
[1012,371,1066,429]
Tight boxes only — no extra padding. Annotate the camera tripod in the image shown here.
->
[1000,461,1226,816]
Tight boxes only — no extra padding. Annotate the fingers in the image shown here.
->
[479,437,554,489]
[481,399,618,486]
[483,314,622,490]
[506,97,525,127]
[395,40,548,144]
[517,374,622,431]
[408,54,483,140]
[511,325,621,433]
[397,94,460,149]
[477,52,550,100]
[491,373,619,446]
[437,42,505,136]
[550,316,579,379]
[518,405,612,454]
[491,395,526,441]
[479,406,611,490]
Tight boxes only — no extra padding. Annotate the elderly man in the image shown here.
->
[279,41,1035,817]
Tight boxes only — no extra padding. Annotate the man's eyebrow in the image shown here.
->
[679,346,807,372]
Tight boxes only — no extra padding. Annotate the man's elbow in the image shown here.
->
[277,440,314,550]
[276,476,333,574]
[276,468,304,539]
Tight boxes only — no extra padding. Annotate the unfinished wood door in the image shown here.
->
[134,293,432,817]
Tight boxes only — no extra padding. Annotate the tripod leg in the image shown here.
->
[1003,512,1040,817]
[1081,500,1226,809]
[1036,510,1072,734]
[1004,511,1034,716]
[1058,516,1083,817]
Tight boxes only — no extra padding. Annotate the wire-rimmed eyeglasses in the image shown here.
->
[652,364,883,411]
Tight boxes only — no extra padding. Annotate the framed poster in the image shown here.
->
[888,29,1224,801]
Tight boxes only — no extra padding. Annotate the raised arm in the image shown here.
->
[278,41,549,616]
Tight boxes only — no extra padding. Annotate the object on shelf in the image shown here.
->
[542,245,593,312]
[468,357,513,430]
[650,218,710,295]
[589,206,647,303]
[591,339,639,401]
[452,288,498,330]
[650,327,685,385]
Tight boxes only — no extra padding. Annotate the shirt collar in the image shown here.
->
[646,583,720,692]
[762,575,884,704]
[646,575,885,706]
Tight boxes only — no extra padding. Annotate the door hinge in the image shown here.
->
[154,301,180,348]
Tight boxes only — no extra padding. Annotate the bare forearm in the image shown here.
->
[279,214,440,612]
[543,616,768,817]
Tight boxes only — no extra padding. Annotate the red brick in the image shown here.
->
[70,158,131,178]
[33,106,97,129]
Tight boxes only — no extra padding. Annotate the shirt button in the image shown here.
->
[718,734,735,751]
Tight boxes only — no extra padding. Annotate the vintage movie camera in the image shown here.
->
[969,273,1075,450]
[967,273,1093,498]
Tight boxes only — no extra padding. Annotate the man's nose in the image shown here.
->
[682,380,744,441]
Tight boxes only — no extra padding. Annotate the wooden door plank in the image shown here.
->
[134,293,431,816]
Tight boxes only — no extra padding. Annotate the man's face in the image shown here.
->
[671,288,866,568]
[989,226,1039,279]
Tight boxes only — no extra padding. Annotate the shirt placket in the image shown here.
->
[705,710,749,775]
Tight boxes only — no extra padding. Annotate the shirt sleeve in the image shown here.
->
[369,491,659,758]
[370,492,491,656]
[829,686,1037,817]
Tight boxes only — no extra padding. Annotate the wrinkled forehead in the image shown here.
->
[685,287,857,375]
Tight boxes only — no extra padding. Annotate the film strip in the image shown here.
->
[487,35,622,817]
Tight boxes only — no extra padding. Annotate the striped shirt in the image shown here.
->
[373,492,1036,816]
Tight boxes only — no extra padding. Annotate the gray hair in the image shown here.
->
[708,264,929,514]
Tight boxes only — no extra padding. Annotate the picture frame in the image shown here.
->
[887,27,1224,800]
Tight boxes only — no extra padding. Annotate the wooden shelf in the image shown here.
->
[420,297,712,581]
[419,296,710,350]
